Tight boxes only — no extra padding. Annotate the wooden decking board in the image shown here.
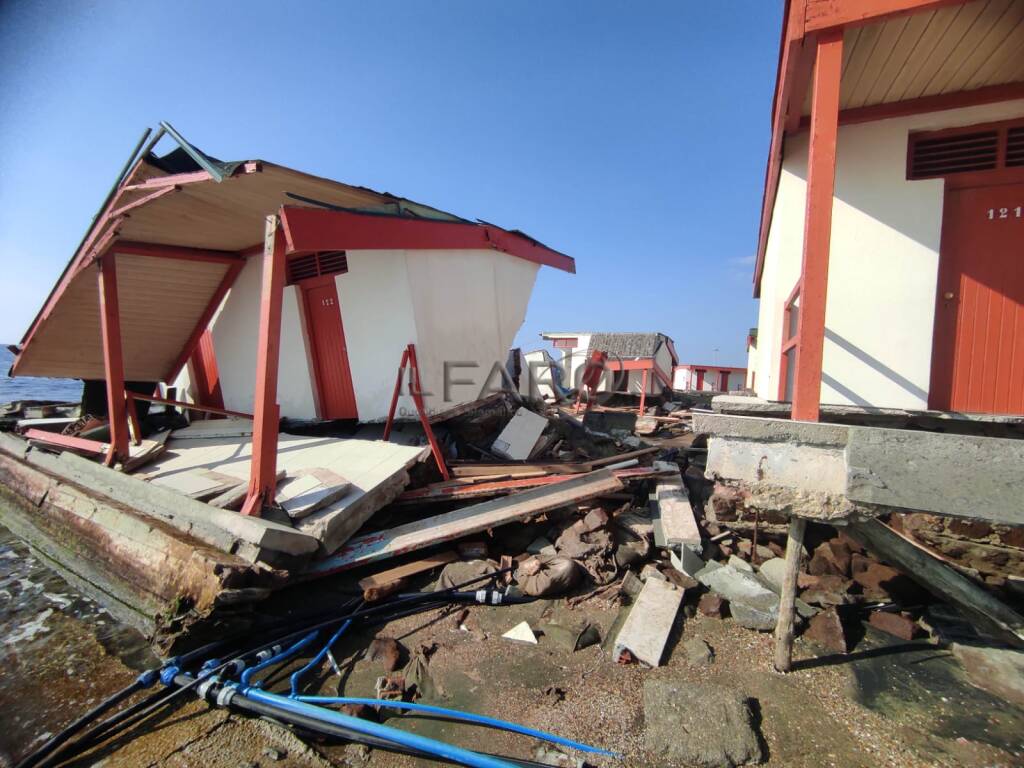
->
[303,469,624,576]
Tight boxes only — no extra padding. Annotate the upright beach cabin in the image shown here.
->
[672,364,748,393]
[749,0,1024,418]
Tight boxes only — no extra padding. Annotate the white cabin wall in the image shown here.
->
[212,255,316,418]
[406,249,538,417]
[333,250,419,422]
[755,99,1024,409]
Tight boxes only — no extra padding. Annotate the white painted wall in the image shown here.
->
[333,250,418,421]
[208,247,537,422]
[213,255,316,418]
[520,349,559,401]
[673,365,747,392]
[753,99,1024,410]
[406,249,538,420]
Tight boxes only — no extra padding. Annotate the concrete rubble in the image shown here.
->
[3,385,1024,767]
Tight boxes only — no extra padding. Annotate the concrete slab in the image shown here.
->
[613,577,683,666]
[491,407,548,460]
[845,427,1024,526]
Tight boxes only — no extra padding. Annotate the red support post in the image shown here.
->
[241,216,288,517]
[638,368,648,415]
[382,344,449,480]
[97,252,130,466]
[792,30,843,422]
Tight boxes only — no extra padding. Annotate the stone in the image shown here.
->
[756,557,786,590]
[868,611,921,641]
[728,555,754,573]
[699,593,726,618]
[804,607,849,654]
[262,746,286,761]
[634,415,660,436]
[578,507,610,532]
[671,543,706,578]
[696,561,779,631]
[643,679,763,768]
[526,536,556,556]
[664,568,699,590]
[614,541,647,569]
[737,539,776,563]
[684,637,715,666]
[620,570,644,598]
[367,637,405,672]
[952,643,1024,707]
[852,561,903,599]
[809,542,846,577]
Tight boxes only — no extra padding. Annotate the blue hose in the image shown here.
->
[235,686,520,768]
[289,616,354,696]
[239,630,319,688]
[293,696,617,757]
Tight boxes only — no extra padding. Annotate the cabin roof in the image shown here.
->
[12,122,574,382]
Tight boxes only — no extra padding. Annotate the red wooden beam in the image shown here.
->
[804,0,970,33]
[799,81,1024,130]
[792,30,843,422]
[97,252,131,465]
[241,217,288,517]
[279,206,575,274]
[603,359,654,371]
[108,185,179,218]
[187,330,227,413]
[22,428,108,456]
[122,169,211,191]
[163,259,245,382]
[113,241,245,265]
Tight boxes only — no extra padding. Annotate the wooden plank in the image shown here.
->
[357,550,458,600]
[275,468,351,520]
[23,428,108,456]
[209,469,286,510]
[302,469,624,576]
[846,518,1024,648]
[448,447,660,478]
[396,465,673,505]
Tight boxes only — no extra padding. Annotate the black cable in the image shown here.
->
[30,569,517,767]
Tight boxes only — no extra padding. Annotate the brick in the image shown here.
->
[868,611,920,641]
[698,593,725,618]
[804,607,848,654]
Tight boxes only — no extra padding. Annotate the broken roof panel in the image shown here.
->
[587,332,672,360]
[11,122,575,382]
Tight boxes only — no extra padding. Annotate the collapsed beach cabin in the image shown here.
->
[9,122,575,520]
[539,332,677,398]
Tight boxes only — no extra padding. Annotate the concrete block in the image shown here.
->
[846,426,1024,526]
[697,562,779,631]
[491,407,548,460]
[614,578,683,666]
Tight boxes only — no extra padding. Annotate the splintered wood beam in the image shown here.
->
[846,518,1024,649]
[303,469,624,576]
[792,29,842,422]
[97,252,130,466]
[108,185,179,218]
[241,216,287,517]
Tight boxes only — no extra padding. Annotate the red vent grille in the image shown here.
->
[286,251,348,285]
[1007,127,1024,168]
[909,131,998,179]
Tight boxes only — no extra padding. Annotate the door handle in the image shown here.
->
[943,291,955,300]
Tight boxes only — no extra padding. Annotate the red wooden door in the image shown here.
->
[719,371,730,391]
[302,280,358,419]
[695,370,705,390]
[930,182,1024,414]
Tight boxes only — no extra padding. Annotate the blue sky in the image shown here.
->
[0,1,780,368]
